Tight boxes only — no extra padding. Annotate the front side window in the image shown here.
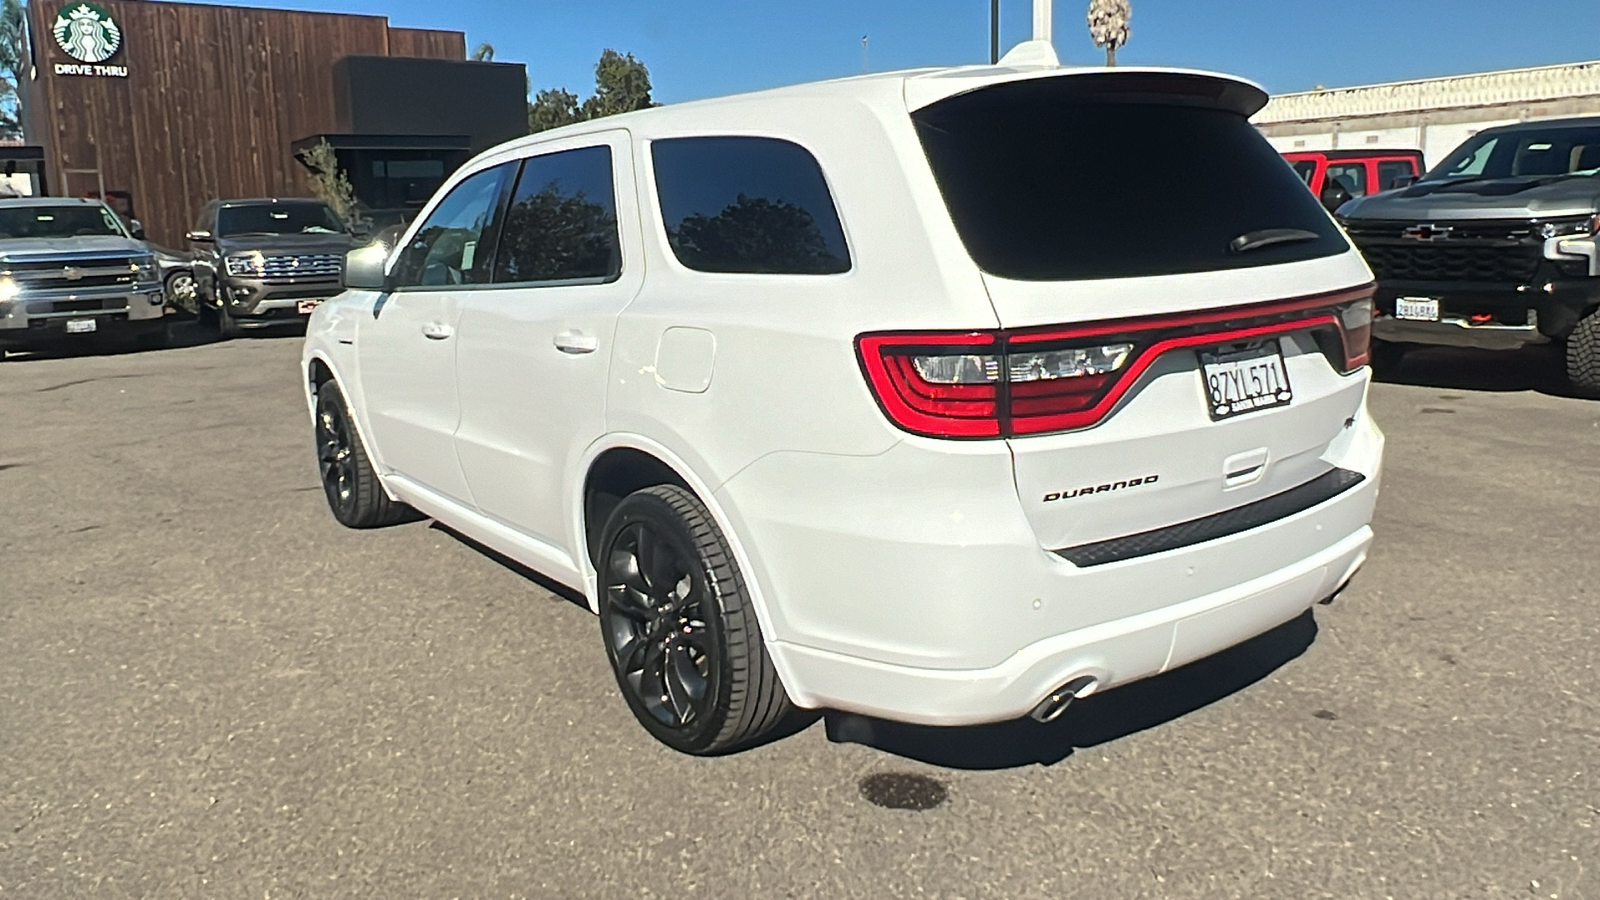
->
[1325,163,1368,196]
[652,137,851,275]
[493,146,620,284]
[390,163,513,288]
[912,74,1348,281]
[217,202,344,237]
[0,204,125,239]
[1291,160,1318,185]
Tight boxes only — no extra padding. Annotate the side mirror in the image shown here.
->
[129,219,145,240]
[343,243,391,291]
[349,221,372,241]
[186,230,214,243]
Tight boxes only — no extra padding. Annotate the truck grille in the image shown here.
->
[1356,243,1543,283]
[260,254,341,285]
[1344,216,1590,285]
[26,297,129,314]
[2,256,139,290]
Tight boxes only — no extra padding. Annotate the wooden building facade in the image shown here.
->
[19,0,497,245]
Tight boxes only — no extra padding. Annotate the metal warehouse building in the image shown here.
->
[1255,60,1600,169]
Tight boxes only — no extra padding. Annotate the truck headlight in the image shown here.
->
[225,253,265,277]
[1540,216,1600,239]
[0,276,19,303]
[131,256,160,285]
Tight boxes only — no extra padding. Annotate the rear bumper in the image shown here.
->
[718,396,1384,726]
[772,524,1370,726]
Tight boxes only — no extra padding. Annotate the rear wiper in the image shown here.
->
[1229,229,1321,254]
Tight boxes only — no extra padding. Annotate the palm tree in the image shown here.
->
[1087,0,1131,67]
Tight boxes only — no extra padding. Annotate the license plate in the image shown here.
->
[65,318,97,334]
[1394,297,1441,321]
[296,300,323,315]
[1199,340,1293,421]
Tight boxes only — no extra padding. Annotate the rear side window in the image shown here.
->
[1377,160,1416,190]
[494,145,621,285]
[912,76,1348,281]
[651,137,850,275]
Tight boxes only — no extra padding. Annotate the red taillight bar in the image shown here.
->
[856,284,1375,439]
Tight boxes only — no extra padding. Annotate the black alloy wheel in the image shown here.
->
[598,485,793,755]
[605,518,721,731]
[312,383,411,528]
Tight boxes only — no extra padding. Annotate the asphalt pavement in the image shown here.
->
[2,329,1597,899]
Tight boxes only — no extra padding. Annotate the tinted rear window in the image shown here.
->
[652,137,851,275]
[912,77,1348,281]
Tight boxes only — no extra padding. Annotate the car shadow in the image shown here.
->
[822,610,1319,770]
[1375,342,1589,398]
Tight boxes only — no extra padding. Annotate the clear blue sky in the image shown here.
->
[190,0,1600,102]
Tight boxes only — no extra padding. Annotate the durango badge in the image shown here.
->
[1043,475,1160,503]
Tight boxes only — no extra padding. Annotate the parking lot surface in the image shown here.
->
[3,334,1598,899]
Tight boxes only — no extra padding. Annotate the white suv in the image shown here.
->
[303,60,1384,754]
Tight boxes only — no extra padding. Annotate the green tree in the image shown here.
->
[297,139,364,230]
[0,0,26,140]
[528,87,583,134]
[527,49,657,134]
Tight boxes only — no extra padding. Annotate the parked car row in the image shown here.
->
[0,195,363,354]
[1283,117,1600,391]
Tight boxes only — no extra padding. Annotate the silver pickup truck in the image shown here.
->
[0,197,167,354]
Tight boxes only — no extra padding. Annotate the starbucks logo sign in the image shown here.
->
[53,3,122,64]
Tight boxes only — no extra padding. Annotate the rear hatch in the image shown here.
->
[905,71,1375,555]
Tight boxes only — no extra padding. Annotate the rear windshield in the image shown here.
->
[217,202,344,237]
[1422,125,1600,182]
[912,77,1348,281]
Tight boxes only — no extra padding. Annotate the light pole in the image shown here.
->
[990,0,999,64]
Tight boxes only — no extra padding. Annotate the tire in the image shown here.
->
[1565,308,1600,395]
[313,382,413,528]
[216,302,241,339]
[597,484,793,755]
[165,270,198,316]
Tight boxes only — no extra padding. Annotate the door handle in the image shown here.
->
[421,322,453,341]
[554,330,598,354]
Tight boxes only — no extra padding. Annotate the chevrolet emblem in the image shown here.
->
[1402,224,1453,242]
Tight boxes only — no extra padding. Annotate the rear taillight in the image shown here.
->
[858,285,1375,439]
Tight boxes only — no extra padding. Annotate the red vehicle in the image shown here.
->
[1284,149,1425,212]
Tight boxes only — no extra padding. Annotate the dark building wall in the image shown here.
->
[21,0,465,245]
[333,56,529,154]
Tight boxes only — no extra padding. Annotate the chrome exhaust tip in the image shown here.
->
[1028,676,1098,723]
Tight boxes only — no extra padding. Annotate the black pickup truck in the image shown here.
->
[1336,117,1600,390]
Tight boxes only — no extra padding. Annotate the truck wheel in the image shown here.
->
[1566,309,1600,396]
[216,303,241,339]
[597,484,794,755]
[313,382,413,528]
